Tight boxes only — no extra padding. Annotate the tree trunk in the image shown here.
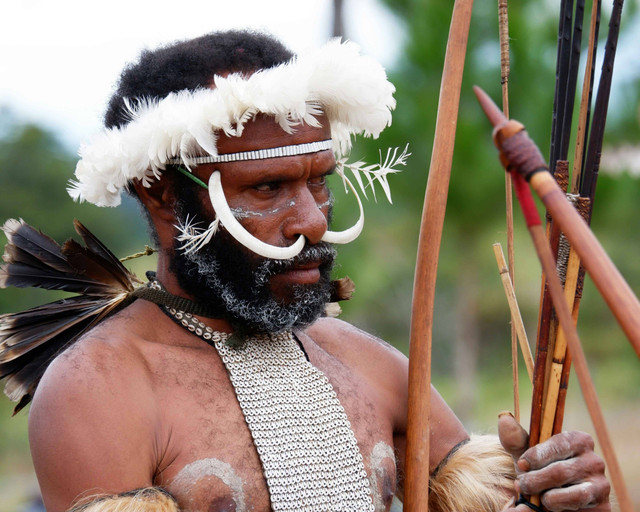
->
[332,0,345,38]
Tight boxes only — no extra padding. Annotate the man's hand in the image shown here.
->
[498,412,611,511]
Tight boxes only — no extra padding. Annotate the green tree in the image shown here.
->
[0,112,151,315]
[333,0,640,424]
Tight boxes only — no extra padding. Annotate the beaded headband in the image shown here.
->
[167,140,333,166]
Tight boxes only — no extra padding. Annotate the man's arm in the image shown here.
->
[29,334,158,512]
[315,319,610,510]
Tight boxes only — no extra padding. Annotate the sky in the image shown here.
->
[2,0,638,158]
[0,0,404,151]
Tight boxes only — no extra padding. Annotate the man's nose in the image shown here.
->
[282,187,328,246]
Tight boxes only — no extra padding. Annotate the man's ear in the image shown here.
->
[132,177,176,223]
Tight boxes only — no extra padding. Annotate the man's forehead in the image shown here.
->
[215,113,332,155]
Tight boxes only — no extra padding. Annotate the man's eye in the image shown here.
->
[308,175,328,186]
[253,182,279,192]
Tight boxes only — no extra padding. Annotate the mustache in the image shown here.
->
[265,242,336,274]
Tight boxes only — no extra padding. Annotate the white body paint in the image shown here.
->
[172,457,246,512]
[368,441,397,512]
[170,444,398,512]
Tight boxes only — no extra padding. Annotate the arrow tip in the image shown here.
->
[473,85,507,127]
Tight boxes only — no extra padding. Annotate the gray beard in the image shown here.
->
[169,176,336,334]
[177,239,336,334]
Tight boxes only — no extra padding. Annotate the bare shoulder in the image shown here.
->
[31,306,156,420]
[29,306,159,511]
[305,316,408,371]
[304,317,408,422]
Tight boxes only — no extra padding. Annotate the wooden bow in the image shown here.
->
[404,0,474,509]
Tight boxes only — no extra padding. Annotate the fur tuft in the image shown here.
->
[68,487,180,512]
[429,435,516,512]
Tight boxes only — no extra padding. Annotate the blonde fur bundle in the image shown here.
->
[67,488,180,512]
[429,435,516,512]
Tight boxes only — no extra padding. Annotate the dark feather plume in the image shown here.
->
[0,219,141,413]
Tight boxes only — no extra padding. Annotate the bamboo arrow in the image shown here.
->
[474,85,634,511]
[498,0,520,421]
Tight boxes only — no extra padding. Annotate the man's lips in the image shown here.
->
[273,260,322,285]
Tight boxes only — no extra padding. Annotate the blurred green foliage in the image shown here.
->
[336,0,640,382]
[0,110,150,314]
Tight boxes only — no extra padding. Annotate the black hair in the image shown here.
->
[106,30,294,242]
[104,30,294,129]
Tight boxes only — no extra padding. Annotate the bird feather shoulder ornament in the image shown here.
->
[0,219,141,413]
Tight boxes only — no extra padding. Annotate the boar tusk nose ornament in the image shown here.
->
[208,171,306,260]
[207,171,365,259]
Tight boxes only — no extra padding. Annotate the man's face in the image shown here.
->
[170,115,338,333]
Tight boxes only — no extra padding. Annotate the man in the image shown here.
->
[16,31,609,511]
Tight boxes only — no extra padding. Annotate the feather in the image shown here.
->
[0,296,120,364]
[74,219,138,284]
[0,219,138,295]
[0,219,141,412]
[337,144,410,204]
[1,263,123,295]
[4,317,92,415]
[1,219,69,274]
[0,296,126,415]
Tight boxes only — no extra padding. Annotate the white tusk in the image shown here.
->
[321,174,364,244]
[208,171,306,260]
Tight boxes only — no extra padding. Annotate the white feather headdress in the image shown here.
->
[68,39,397,208]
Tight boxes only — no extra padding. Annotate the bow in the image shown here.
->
[404,0,474,509]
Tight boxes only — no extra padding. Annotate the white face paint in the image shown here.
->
[367,441,397,512]
[230,200,297,219]
[171,458,247,512]
[317,197,333,210]
[231,195,332,221]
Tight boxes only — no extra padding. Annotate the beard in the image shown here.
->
[170,192,336,335]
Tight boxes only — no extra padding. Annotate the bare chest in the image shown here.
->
[146,339,398,512]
